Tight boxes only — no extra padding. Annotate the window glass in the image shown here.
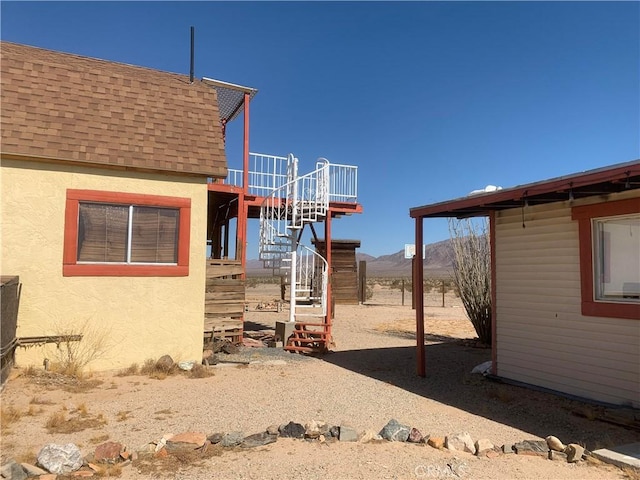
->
[77,202,179,264]
[131,207,179,263]
[593,214,640,302]
[78,204,128,262]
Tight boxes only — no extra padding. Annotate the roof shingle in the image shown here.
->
[1,41,227,178]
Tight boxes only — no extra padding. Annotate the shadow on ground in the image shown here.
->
[320,342,640,451]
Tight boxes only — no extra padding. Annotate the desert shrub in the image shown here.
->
[187,363,214,378]
[50,319,113,377]
[448,218,491,344]
[140,357,177,380]
[116,363,139,377]
[45,407,107,434]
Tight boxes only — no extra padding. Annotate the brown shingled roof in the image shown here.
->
[1,41,227,178]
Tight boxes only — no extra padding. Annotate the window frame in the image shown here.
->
[64,189,190,277]
[572,197,640,320]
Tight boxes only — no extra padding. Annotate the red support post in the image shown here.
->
[242,92,250,195]
[239,92,250,276]
[324,213,333,338]
[415,216,425,377]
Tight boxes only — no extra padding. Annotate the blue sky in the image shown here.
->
[2,1,639,258]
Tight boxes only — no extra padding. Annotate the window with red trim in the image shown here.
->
[572,197,640,320]
[64,190,190,276]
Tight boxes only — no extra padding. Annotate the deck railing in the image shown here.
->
[226,152,358,203]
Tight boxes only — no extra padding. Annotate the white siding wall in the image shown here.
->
[495,195,640,407]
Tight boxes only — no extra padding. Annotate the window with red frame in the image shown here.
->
[64,190,190,276]
[572,197,640,320]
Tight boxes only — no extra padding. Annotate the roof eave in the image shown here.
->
[410,159,640,219]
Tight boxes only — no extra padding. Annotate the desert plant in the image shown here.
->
[50,319,113,377]
[448,218,492,345]
[116,363,139,377]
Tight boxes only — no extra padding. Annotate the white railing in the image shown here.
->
[293,246,328,317]
[225,152,289,196]
[226,153,358,203]
[328,163,358,203]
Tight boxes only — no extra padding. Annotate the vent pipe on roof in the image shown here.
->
[190,26,195,84]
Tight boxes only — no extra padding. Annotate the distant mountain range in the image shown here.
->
[247,239,454,278]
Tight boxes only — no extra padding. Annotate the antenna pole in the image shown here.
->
[190,26,195,83]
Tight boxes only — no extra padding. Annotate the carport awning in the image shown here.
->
[410,159,640,219]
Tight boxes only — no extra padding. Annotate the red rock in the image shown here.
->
[94,441,123,463]
[168,432,206,447]
[71,471,94,477]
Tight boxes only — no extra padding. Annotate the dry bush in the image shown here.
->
[116,363,139,377]
[1,405,22,428]
[448,218,492,344]
[50,319,114,377]
[46,407,107,434]
[187,363,214,379]
[93,463,123,477]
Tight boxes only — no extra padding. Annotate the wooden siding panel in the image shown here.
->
[495,201,640,407]
[204,260,245,338]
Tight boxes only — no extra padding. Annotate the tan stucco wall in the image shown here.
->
[1,158,208,372]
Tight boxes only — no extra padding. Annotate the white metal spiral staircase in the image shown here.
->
[258,155,331,351]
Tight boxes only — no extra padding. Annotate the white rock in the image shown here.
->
[546,435,565,452]
[445,432,475,454]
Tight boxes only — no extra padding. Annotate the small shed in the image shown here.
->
[312,239,361,305]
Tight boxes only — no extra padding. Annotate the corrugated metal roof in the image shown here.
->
[410,160,640,219]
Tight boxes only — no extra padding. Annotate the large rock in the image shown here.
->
[94,442,124,463]
[20,463,48,477]
[565,443,585,463]
[37,444,83,474]
[220,432,245,447]
[338,425,358,442]
[167,432,207,448]
[1,460,28,480]
[545,435,565,452]
[475,438,495,456]
[513,440,548,457]
[279,422,305,439]
[445,432,475,454]
[241,432,278,448]
[305,420,329,439]
[379,419,411,442]
[408,428,425,443]
[156,355,175,372]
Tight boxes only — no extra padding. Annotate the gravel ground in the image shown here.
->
[1,284,637,479]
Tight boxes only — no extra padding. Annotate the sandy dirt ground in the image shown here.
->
[1,283,638,479]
